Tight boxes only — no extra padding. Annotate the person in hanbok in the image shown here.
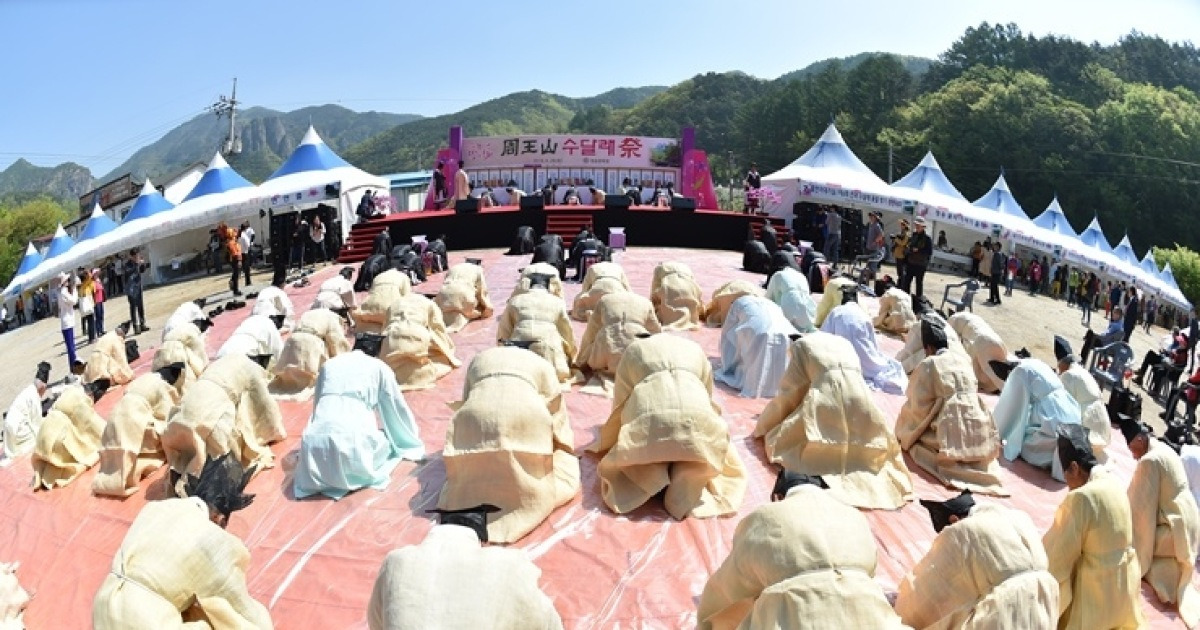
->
[497,274,576,382]
[1121,417,1200,626]
[894,490,1058,629]
[873,286,918,335]
[367,504,563,630]
[0,562,29,628]
[895,320,1007,496]
[1043,424,1145,630]
[703,279,763,327]
[434,261,493,333]
[820,303,908,395]
[570,261,630,322]
[269,308,350,396]
[2,364,48,459]
[530,234,566,280]
[293,342,425,500]
[312,267,357,313]
[379,293,461,390]
[649,262,703,330]
[216,314,285,366]
[250,278,296,332]
[814,276,859,328]
[437,346,579,543]
[153,321,208,394]
[92,363,186,497]
[512,262,565,299]
[697,472,910,630]
[92,454,273,629]
[714,296,798,399]
[355,269,412,334]
[897,311,965,374]
[764,266,817,333]
[948,311,1011,393]
[162,300,212,341]
[31,381,108,490]
[991,358,1083,481]
[589,333,746,519]
[574,291,661,385]
[82,323,134,387]
[754,331,913,509]
[1054,335,1112,462]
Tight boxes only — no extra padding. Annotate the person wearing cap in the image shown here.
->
[568,230,608,282]
[715,295,799,399]
[895,320,1007,495]
[570,261,631,322]
[895,489,1057,628]
[1043,424,1145,629]
[216,314,285,367]
[873,286,918,335]
[649,261,704,330]
[1120,417,1200,624]
[901,216,933,298]
[991,357,1084,482]
[355,269,413,334]
[821,303,908,395]
[92,454,272,629]
[293,337,424,500]
[92,362,186,497]
[697,472,907,629]
[704,279,764,327]
[56,271,80,369]
[31,379,108,490]
[1054,335,1113,462]
[513,262,566,299]
[755,331,914,509]
[82,323,134,388]
[367,503,563,629]
[946,311,1011,394]
[574,291,661,384]
[497,273,576,382]
[764,264,818,333]
[250,277,296,333]
[270,308,352,396]
[434,261,494,333]
[152,321,208,395]
[2,365,49,459]
[590,333,747,519]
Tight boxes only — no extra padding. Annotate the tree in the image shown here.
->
[1153,245,1200,308]
[0,196,71,285]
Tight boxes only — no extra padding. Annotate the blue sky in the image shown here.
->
[1,0,1196,175]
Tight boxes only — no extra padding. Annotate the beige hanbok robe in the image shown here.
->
[814,276,860,328]
[574,292,661,377]
[0,562,29,629]
[697,485,910,630]
[1060,363,1113,462]
[83,331,134,386]
[570,261,630,322]
[897,313,965,374]
[589,334,746,519]
[356,269,412,334]
[2,383,43,459]
[512,263,565,299]
[1128,439,1200,626]
[754,332,913,509]
[153,322,208,394]
[311,276,356,312]
[894,350,1007,496]
[215,315,284,365]
[161,354,286,482]
[947,312,1010,393]
[367,525,563,630]
[434,263,493,333]
[270,308,350,395]
[649,262,703,330]
[874,286,918,335]
[380,293,460,390]
[31,384,105,490]
[250,285,296,332]
[704,279,764,327]
[162,301,206,341]
[92,498,272,629]
[92,373,180,497]
[437,347,579,543]
[497,290,576,383]
[894,503,1058,630]
[1044,467,1146,630]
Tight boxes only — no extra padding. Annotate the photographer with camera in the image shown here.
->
[124,248,149,334]
[891,219,910,286]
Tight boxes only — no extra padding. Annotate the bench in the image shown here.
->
[1088,341,1134,392]
[940,279,980,314]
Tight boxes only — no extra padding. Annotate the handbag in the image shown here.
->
[79,294,95,316]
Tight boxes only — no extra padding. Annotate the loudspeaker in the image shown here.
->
[519,195,545,211]
[455,198,480,214]
[670,196,696,212]
[604,195,632,210]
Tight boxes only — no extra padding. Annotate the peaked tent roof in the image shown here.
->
[972,172,1030,223]
[1140,251,1160,277]
[1112,234,1140,266]
[268,126,351,180]
[181,153,253,202]
[1031,197,1078,238]
[761,123,892,191]
[43,224,75,260]
[122,178,175,224]
[1162,263,1182,291]
[892,151,967,201]
[78,204,119,242]
[1078,216,1115,254]
[14,243,41,276]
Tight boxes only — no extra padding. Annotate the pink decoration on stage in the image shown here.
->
[681,149,719,209]
[423,148,460,210]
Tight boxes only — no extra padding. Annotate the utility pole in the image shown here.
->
[727,151,735,210]
[208,78,241,156]
[887,143,894,183]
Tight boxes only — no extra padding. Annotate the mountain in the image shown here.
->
[776,52,933,83]
[0,159,94,201]
[577,86,669,109]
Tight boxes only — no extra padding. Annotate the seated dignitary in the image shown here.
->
[897,309,965,374]
[754,331,914,509]
[530,234,566,280]
[2,363,48,459]
[1121,417,1200,625]
[152,321,208,394]
[437,346,579,543]
[92,363,186,497]
[588,333,746,519]
[512,262,565,299]
[649,261,704,330]
[697,472,909,630]
[379,292,461,390]
[895,320,1007,495]
[162,300,212,341]
[367,504,564,630]
[574,292,661,384]
[269,308,351,396]
[947,311,1011,394]
[497,273,576,383]
[1043,424,1145,630]
[92,454,272,629]
[820,303,908,395]
[433,260,493,333]
[311,266,357,313]
[714,296,798,399]
[355,269,413,334]
[813,276,858,328]
[703,279,764,327]
[894,490,1058,629]
[764,265,817,333]
[250,278,296,332]
[1054,335,1112,462]
[216,314,285,366]
[354,253,391,293]
[874,286,918,335]
[31,379,109,490]
[82,323,134,387]
[293,337,425,500]
[161,353,285,490]
[991,358,1083,482]
[570,261,631,322]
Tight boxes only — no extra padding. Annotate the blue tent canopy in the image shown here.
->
[892,151,966,200]
[1031,197,1078,238]
[789,123,879,174]
[268,126,350,180]
[14,242,42,276]
[122,178,175,223]
[43,224,75,260]
[1140,251,1160,277]
[78,205,119,242]
[1162,263,1182,292]
[182,153,253,202]
[1078,217,1115,254]
[972,172,1029,222]
[1112,235,1140,266]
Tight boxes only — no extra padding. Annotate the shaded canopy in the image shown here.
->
[43,224,75,260]
[1030,197,1078,238]
[891,151,967,202]
[181,152,253,202]
[14,243,42,277]
[1077,216,1115,255]
[121,178,175,224]
[1112,235,1140,267]
[78,204,119,242]
[972,171,1030,225]
[268,126,351,179]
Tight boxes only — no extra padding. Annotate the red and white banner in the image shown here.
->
[462,134,678,169]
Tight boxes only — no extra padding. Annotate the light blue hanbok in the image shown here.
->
[820,304,908,395]
[714,296,798,398]
[293,350,425,499]
[992,359,1082,481]
[765,267,818,333]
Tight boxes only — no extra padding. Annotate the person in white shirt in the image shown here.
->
[310,216,328,263]
[237,223,254,287]
[56,273,80,370]
[3,364,49,459]
[250,278,296,332]
[450,160,470,208]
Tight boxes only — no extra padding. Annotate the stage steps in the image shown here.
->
[544,209,599,249]
[338,221,388,264]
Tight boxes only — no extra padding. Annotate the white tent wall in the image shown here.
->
[257,166,387,241]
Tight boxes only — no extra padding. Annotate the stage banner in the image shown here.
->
[462,134,678,169]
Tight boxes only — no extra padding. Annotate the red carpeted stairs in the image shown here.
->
[338,221,388,264]
[544,208,601,249]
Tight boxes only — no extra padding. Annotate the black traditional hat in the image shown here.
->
[501,339,536,350]
[155,361,186,386]
[193,318,215,332]
[1056,424,1098,472]
[919,490,975,533]
[840,285,858,305]
[921,319,948,351]
[1053,335,1075,364]
[787,333,803,342]
[86,378,111,402]
[771,469,828,500]
[71,360,87,376]
[527,273,554,290]
[466,258,483,266]
[353,332,386,357]
[1014,347,1032,359]
[250,354,273,369]
[184,453,256,518]
[34,361,51,385]
[340,266,355,279]
[988,359,1019,382]
[267,314,286,330]
[426,504,502,543]
[635,332,654,340]
[1117,414,1151,444]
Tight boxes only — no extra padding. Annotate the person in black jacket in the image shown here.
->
[901,217,934,298]
[531,235,566,279]
[1123,287,1140,343]
[986,242,1005,305]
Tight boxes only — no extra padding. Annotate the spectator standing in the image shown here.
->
[14,295,24,326]
[238,222,254,287]
[969,241,982,278]
[1004,252,1019,296]
[891,220,910,284]
[823,207,842,263]
[743,162,761,215]
[901,216,933,298]
[864,211,885,277]
[1081,273,1097,326]
[79,268,97,343]
[57,272,79,369]
[310,215,327,263]
[986,242,1005,305]
[92,267,106,337]
[219,221,243,296]
[1123,287,1140,343]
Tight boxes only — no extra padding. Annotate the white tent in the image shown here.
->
[888,152,1013,251]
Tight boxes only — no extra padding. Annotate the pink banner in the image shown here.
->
[462,134,677,169]
[681,149,719,209]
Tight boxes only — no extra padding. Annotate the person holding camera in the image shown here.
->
[891,220,910,285]
[901,217,933,298]
[124,248,148,334]
[865,211,886,277]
